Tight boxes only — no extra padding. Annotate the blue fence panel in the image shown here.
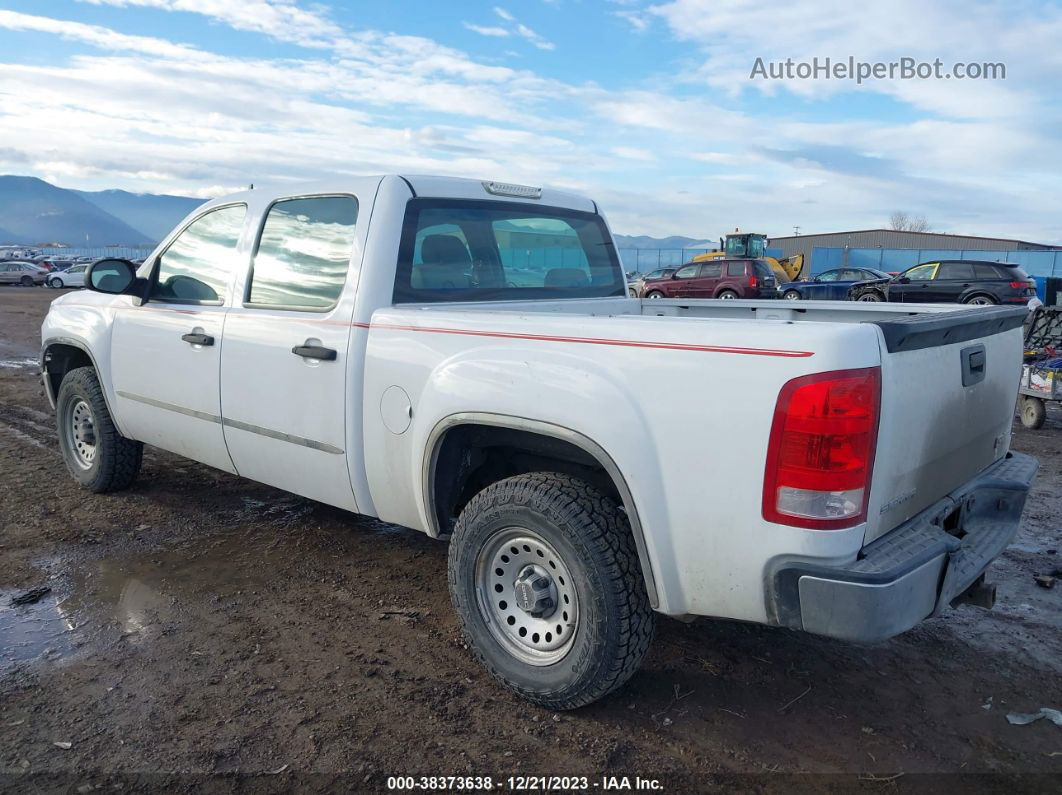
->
[961,250,1008,262]
[1032,276,1048,302]
[914,249,956,264]
[847,249,883,268]
[879,250,922,272]
[810,247,843,274]
[1005,251,1057,277]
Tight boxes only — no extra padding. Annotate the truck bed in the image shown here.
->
[363,296,1026,618]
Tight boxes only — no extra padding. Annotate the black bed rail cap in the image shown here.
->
[871,305,1028,353]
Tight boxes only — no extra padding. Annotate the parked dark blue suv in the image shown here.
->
[848,260,1038,305]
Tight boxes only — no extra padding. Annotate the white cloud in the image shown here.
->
[0,2,1059,243]
[464,24,510,38]
[488,7,555,50]
[78,0,343,48]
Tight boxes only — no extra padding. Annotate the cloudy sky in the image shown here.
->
[0,0,1059,242]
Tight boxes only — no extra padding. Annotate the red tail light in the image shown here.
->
[763,367,880,530]
[1010,281,1032,289]
[749,275,758,288]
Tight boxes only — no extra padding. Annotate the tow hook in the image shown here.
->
[954,576,996,609]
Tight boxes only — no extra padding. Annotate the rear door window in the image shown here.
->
[973,263,1002,279]
[725,261,747,277]
[938,262,975,280]
[248,196,359,310]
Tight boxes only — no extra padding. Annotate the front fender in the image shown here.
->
[41,294,125,434]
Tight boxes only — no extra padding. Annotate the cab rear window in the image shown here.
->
[393,199,624,304]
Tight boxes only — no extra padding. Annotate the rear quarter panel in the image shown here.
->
[362,306,884,620]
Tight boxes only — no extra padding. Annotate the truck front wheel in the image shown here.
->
[56,366,143,492]
[448,472,655,709]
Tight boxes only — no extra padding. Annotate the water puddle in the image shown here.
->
[1,531,293,668]
[0,357,38,369]
[0,591,76,665]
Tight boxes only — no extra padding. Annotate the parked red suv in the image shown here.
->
[643,259,777,299]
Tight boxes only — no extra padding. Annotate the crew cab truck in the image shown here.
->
[41,176,1037,709]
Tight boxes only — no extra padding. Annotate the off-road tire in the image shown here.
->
[56,366,142,492]
[448,473,655,710]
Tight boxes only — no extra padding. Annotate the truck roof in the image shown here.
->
[202,175,597,215]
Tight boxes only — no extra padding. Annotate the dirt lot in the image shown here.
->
[1,288,1060,792]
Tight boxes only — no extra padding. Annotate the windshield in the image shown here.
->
[393,199,624,303]
[723,235,766,259]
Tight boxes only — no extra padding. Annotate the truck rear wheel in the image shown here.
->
[448,472,655,709]
[57,366,143,492]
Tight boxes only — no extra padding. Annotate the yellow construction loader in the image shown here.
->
[691,232,804,282]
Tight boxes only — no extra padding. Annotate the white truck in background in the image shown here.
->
[41,175,1036,709]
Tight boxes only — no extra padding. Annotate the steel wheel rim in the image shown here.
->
[475,527,579,666]
[68,399,97,469]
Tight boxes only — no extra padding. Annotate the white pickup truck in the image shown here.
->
[41,176,1036,709]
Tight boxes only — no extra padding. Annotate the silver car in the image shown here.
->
[0,261,48,286]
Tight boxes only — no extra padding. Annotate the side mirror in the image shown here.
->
[86,258,139,295]
[895,276,910,284]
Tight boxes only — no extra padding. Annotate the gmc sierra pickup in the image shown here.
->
[41,175,1037,709]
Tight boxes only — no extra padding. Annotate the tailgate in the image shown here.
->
[864,306,1027,543]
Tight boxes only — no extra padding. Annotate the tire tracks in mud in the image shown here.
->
[0,403,59,455]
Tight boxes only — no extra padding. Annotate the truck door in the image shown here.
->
[110,203,247,472]
[219,194,362,511]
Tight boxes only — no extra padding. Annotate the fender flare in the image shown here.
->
[423,411,660,609]
[40,337,119,424]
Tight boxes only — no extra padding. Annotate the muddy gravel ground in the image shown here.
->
[1,288,1060,793]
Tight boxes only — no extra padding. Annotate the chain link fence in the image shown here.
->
[617,249,712,273]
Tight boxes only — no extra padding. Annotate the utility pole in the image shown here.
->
[793,226,801,236]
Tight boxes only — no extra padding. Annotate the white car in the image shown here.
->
[47,264,87,289]
[40,176,1036,709]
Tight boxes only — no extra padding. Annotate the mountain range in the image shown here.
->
[0,176,203,247]
[0,175,697,249]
